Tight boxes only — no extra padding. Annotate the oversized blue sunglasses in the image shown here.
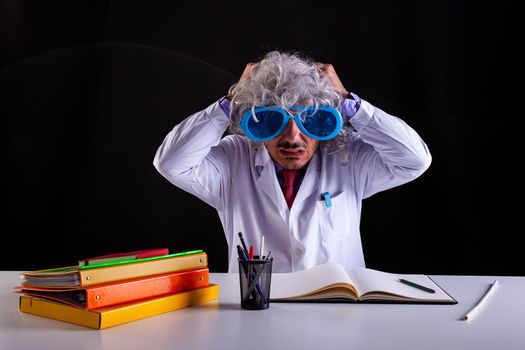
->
[240,106,343,142]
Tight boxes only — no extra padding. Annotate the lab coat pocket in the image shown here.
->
[316,191,351,244]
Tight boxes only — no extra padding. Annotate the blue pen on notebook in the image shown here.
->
[399,279,435,294]
[321,192,332,208]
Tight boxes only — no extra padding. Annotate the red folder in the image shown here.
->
[79,248,169,266]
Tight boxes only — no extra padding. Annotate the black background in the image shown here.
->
[2,1,523,274]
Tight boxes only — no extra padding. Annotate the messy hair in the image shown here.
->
[227,50,352,162]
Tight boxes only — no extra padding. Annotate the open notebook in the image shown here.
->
[270,262,456,304]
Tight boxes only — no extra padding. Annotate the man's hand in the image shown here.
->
[239,63,255,81]
[226,63,255,100]
[315,63,350,98]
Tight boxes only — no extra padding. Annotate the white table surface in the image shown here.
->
[1,271,524,350]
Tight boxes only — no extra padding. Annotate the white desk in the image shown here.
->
[1,271,524,350]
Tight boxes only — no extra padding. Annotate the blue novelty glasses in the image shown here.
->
[240,106,343,142]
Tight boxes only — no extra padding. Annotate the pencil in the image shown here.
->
[463,280,499,321]
[238,232,249,256]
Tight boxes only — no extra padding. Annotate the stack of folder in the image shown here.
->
[16,249,219,329]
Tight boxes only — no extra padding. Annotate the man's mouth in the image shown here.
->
[280,148,306,157]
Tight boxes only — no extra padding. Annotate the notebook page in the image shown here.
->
[271,262,355,299]
[348,268,453,301]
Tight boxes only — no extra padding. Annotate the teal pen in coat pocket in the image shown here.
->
[320,192,332,208]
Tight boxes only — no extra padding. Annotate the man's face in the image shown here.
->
[264,118,319,170]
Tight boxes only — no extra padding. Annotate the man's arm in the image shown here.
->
[316,63,431,198]
[153,100,232,208]
[348,101,431,199]
[153,63,255,208]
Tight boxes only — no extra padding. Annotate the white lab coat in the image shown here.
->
[154,99,431,272]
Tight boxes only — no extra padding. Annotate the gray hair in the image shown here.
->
[227,50,352,162]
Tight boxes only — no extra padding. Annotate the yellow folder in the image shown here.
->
[19,284,219,329]
[22,252,208,287]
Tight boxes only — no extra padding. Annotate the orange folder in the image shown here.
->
[17,268,209,309]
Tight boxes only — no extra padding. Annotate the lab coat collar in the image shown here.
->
[253,146,281,208]
[254,145,270,168]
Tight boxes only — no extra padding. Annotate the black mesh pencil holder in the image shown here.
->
[238,258,273,310]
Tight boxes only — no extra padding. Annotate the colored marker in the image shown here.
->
[249,246,254,260]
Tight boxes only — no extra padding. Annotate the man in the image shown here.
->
[154,51,431,272]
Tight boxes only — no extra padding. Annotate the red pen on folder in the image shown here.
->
[249,246,254,260]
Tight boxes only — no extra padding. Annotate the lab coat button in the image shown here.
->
[294,248,303,256]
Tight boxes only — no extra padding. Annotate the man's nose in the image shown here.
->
[281,118,302,142]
